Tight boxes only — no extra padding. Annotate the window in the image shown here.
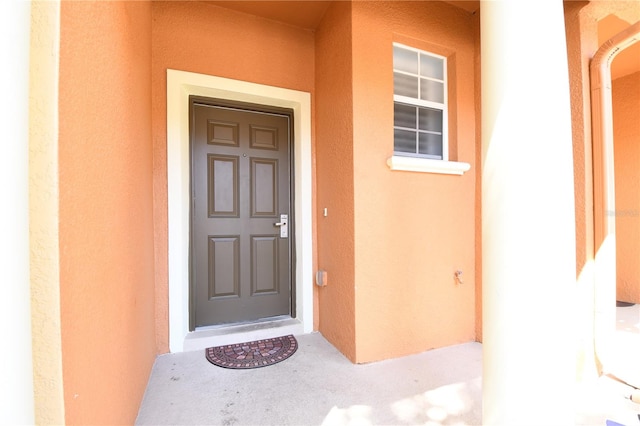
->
[393,43,447,160]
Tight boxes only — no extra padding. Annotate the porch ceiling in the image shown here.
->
[202,1,333,30]
[201,0,479,30]
[443,0,480,14]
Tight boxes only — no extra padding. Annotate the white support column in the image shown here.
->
[481,1,576,425]
[0,0,34,423]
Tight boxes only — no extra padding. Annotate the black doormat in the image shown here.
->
[205,335,298,369]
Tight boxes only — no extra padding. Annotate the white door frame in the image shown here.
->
[166,69,313,352]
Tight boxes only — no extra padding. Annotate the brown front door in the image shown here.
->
[190,98,293,328]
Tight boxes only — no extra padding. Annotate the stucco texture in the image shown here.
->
[350,1,476,362]
[613,71,640,303]
[563,1,640,379]
[151,0,476,363]
[151,1,317,352]
[315,1,357,361]
[58,1,156,423]
[37,0,640,422]
[313,1,477,364]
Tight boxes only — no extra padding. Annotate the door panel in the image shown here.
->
[251,235,278,294]
[208,155,239,217]
[191,100,292,327]
[208,236,240,298]
[251,158,278,216]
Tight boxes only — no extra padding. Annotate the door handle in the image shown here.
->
[274,214,288,238]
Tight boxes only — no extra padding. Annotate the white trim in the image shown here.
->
[2,0,34,422]
[29,1,64,422]
[393,42,448,160]
[393,42,447,60]
[394,94,445,111]
[167,69,313,352]
[386,155,470,175]
[590,21,640,374]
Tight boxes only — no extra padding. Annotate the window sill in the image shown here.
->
[386,155,471,175]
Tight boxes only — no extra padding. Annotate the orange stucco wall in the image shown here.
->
[349,1,476,363]
[151,1,317,351]
[315,1,357,361]
[151,0,477,363]
[314,1,477,364]
[48,0,640,421]
[563,2,640,378]
[564,1,639,279]
[597,6,640,307]
[472,10,483,343]
[563,1,599,379]
[59,1,156,424]
[564,1,597,281]
[354,1,476,362]
[613,71,640,303]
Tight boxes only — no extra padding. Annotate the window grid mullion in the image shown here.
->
[393,43,447,161]
[415,106,419,154]
[393,125,442,136]
[394,69,444,84]
[417,53,421,116]
[394,95,444,111]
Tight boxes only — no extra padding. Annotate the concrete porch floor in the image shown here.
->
[136,306,640,426]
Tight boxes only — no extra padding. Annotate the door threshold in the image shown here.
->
[183,317,304,352]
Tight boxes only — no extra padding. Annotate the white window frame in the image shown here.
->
[388,42,470,175]
[393,43,448,160]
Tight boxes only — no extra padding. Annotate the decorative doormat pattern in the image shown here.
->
[205,335,298,369]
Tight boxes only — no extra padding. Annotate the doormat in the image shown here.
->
[205,335,298,369]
